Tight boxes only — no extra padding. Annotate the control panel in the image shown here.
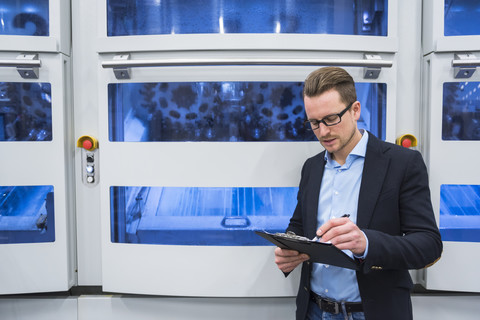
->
[77,135,99,185]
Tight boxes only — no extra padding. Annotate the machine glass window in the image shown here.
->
[444,0,480,36]
[110,186,297,246]
[0,82,52,141]
[0,185,55,244]
[440,185,480,242]
[108,82,386,142]
[442,82,480,141]
[107,0,388,36]
[0,0,49,36]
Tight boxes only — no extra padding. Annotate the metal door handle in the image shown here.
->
[102,53,392,80]
[452,53,479,79]
[0,54,41,79]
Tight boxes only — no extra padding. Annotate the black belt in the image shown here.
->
[310,291,363,315]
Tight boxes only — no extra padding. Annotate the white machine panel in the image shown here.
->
[98,51,398,296]
[0,52,75,294]
[422,52,480,292]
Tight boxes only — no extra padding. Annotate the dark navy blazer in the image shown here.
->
[287,132,443,320]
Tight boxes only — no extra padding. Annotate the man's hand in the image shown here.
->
[317,217,366,256]
[274,247,310,273]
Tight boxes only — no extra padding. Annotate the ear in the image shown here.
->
[352,101,361,121]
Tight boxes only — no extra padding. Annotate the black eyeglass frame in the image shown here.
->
[303,102,355,130]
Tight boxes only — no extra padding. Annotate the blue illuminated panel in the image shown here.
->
[442,82,480,141]
[0,82,52,141]
[0,186,55,244]
[0,0,49,36]
[108,82,386,142]
[440,185,480,242]
[107,0,387,37]
[110,186,297,246]
[444,0,480,36]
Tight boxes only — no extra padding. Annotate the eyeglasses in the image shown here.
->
[303,102,354,130]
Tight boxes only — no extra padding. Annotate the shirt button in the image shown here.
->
[325,265,329,268]
[334,191,339,195]
[325,289,329,293]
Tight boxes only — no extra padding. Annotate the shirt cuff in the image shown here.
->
[353,231,369,259]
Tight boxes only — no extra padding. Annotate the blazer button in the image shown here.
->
[304,286,308,292]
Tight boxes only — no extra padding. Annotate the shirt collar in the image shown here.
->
[324,129,369,165]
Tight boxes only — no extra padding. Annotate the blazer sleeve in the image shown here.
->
[360,150,443,273]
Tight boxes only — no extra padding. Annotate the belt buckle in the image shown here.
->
[325,299,340,314]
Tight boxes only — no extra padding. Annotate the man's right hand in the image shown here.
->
[274,247,310,273]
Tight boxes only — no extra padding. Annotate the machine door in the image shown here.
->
[421,0,480,293]
[0,0,70,54]
[0,51,75,294]
[98,0,394,53]
[422,52,480,292]
[424,0,480,53]
[97,52,396,296]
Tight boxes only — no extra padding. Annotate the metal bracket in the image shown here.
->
[453,53,477,79]
[16,54,40,79]
[113,54,131,79]
[363,54,382,79]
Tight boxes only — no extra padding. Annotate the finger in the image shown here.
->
[275,252,309,264]
[275,254,310,272]
[328,230,366,255]
[329,232,355,247]
[274,247,302,257]
[319,222,352,242]
[316,217,350,237]
[278,262,299,273]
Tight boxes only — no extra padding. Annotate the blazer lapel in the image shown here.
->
[304,153,326,238]
[357,135,390,229]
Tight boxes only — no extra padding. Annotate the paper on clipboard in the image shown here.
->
[255,231,360,270]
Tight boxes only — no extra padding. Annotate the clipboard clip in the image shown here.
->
[279,231,312,242]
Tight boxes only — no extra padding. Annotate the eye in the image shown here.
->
[324,114,339,123]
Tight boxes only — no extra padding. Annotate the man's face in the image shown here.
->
[304,89,361,162]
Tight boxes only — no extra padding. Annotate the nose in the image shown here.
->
[317,122,330,137]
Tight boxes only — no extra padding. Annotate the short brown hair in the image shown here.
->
[303,67,357,105]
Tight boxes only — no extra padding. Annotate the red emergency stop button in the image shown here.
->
[83,139,93,150]
[77,135,98,151]
[401,138,412,148]
[396,134,417,148]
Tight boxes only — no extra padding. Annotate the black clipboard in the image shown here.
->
[255,231,360,270]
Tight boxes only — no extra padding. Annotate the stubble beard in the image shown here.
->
[322,126,358,161]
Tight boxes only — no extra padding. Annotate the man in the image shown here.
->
[274,67,442,320]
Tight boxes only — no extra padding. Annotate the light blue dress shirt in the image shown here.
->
[310,130,369,303]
